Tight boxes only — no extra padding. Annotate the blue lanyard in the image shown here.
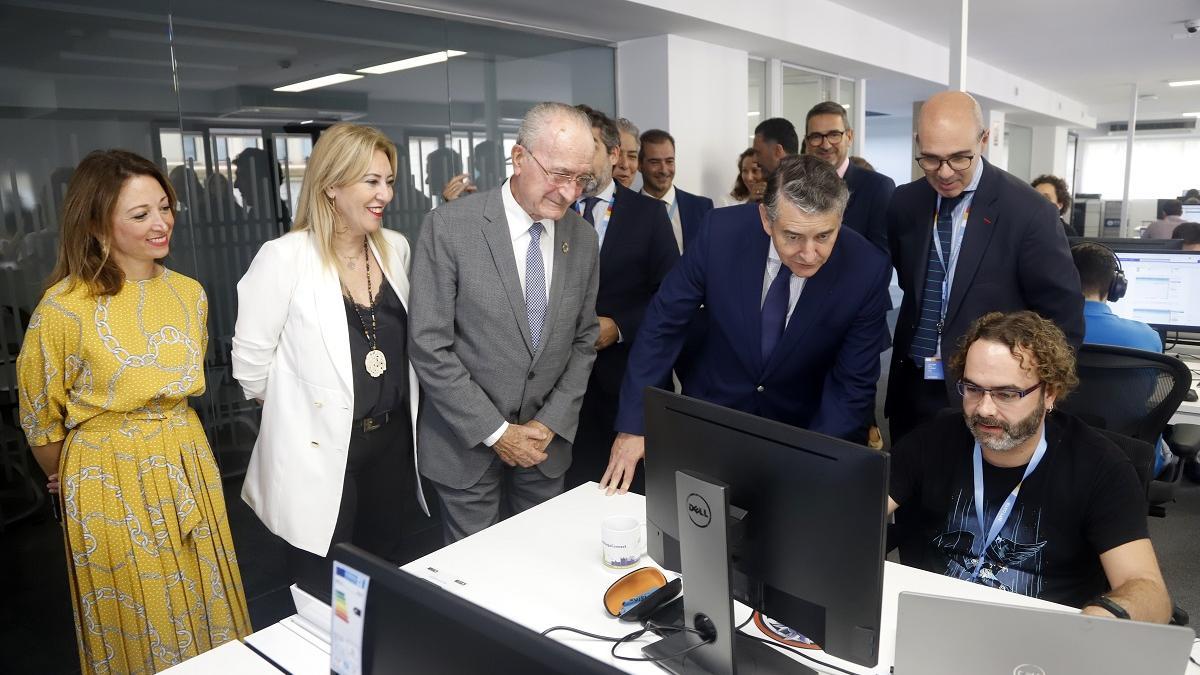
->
[667,197,679,222]
[577,194,615,233]
[931,195,970,350]
[970,428,1047,580]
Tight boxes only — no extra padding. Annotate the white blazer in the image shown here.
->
[232,228,427,556]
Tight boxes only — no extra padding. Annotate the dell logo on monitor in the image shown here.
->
[686,493,711,528]
[1013,665,1046,675]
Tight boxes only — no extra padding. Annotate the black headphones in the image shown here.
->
[1098,243,1128,302]
[1073,242,1127,302]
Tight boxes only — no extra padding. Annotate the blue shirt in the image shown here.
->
[1082,301,1163,353]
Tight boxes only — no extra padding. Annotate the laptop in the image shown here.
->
[893,592,1195,675]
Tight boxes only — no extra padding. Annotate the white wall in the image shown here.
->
[863,115,914,188]
[617,34,748,202]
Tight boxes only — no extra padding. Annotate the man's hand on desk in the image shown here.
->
[493,423,550,468]
[600,433,645,495]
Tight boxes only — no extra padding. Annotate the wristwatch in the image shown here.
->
[1085,594,1130,620]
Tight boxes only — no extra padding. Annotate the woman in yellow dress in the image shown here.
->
[16,149,251,674]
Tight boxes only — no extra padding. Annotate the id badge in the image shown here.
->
[923,356,945,380]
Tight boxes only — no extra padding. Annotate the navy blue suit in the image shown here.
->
[567,183,680,489]
[842,163,895,252]
[616,204,893,441]
[675,188,714,248]
[885,159,1084,440]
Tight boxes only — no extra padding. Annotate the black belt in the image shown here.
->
[355,411,391,434]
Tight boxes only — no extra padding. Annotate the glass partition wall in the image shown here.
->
[0,1,613,668]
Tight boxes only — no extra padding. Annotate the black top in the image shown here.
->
[344,279,408,420]
[889,410,1148,608]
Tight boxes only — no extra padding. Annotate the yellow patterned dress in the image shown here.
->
[16,269,251,674]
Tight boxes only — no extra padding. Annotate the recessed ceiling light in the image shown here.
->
[1183,112,1200,117]
[357,50,467,75]
[274,73,363,92]
[1168,79,1200,87]
[747,111,761,117]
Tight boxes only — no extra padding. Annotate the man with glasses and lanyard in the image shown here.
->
[409,102,601,542]
[885,90,1083,443]
[888,310,1172,623]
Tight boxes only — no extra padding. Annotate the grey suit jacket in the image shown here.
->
[409,186,600,490]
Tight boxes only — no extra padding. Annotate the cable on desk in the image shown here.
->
[541,622,713,665]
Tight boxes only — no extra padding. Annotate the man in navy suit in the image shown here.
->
[886,91,1083,442]
[805,101,894,252]
[638,129,714,251]
[565,106,680,491]
[601,155,893,494]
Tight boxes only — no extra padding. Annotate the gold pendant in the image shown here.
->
[365,349,387,378]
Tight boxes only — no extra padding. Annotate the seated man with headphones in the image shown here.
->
[1070,242,1171,475]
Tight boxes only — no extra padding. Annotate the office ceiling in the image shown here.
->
[829,0,1200,123]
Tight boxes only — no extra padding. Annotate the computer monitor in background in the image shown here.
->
[1069,236,1184,252]
[1182,204,1200,222]
[1108,249,1200,332]
[331,544,625,675]
[641,389,889,671]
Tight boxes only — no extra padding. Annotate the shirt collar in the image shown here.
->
[584,179,616,206]
[1084,299,1113,315]
[964,158,985,193]
[643,184,676,205]
[836,156,850,179]
[502,179,548,242]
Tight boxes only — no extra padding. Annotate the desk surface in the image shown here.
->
[403,483,1192,675]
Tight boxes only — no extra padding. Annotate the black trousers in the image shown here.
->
[286,412,419,598]
[886,357,952,444]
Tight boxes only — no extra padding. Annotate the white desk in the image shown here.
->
[163,482,1200,673]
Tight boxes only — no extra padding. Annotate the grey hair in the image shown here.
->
[617,118,640,147]
[762,155,849,222]
[517,102,591,151]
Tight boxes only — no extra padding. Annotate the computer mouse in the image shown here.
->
[1186,389,1198,403]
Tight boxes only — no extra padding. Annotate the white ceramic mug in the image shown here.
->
[601,516,644,569]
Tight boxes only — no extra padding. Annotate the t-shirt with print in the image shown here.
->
[889,410,1148,608]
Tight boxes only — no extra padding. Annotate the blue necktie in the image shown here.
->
[578,196,601,226]
[761,262,793,362]
[909,194,964,361]
[526,222,547,350]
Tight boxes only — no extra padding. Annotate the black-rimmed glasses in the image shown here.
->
[915,154,976,172]
[805,130,845,146]
[956,380,1043,406]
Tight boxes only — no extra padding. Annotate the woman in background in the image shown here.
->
[233,123,427,595]
[721,147,766,206]
[17,150,250,674]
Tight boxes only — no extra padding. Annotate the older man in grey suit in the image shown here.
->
[409,102,601,542]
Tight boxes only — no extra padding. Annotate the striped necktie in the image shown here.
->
[909,194,964,361]
[525,222,548,350]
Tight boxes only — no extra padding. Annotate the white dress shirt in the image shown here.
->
[761,242,806,326]
[486,181,556,447]
[577,179,616,249]
[643,184,683,252]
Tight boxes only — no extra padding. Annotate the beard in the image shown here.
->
[582,163,614,199]
[964,395,1045,452]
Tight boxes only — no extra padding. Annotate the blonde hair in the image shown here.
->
[291,123,398,275]
[48,149,177,296]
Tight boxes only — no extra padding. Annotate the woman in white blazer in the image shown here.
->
[232,123,427,592]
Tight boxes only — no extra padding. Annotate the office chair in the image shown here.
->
[1055,344,1200,518]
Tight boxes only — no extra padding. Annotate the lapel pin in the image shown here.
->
[562,242,569,254]
[983,217,992,225]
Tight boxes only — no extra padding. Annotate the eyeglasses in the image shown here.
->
[915,154,976,172]
[956,380,1043,406]
[524,150,594,189]
[805,130,845,146]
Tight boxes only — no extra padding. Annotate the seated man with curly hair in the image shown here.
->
[887,310,1171,623]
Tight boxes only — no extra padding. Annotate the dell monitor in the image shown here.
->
[641,389,890,672]
[1108,249,1200,332]
[330,544,625,675]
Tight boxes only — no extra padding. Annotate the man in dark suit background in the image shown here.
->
[602,155,893,494]
[804,101,894,252]
[565,106,679,492]
[885,90,1083,442]
[752,117,800,179]
[638,129,714,252]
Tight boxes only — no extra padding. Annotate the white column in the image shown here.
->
[617,34,748,201]
[949,0,969,90]
[853,78,867,158]
[1119,83,1138,233]
[1030,125,1069,178]
[766,58,784,118]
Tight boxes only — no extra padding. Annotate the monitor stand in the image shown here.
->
[641,470,815,675]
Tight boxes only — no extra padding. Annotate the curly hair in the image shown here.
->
[949,311,1079,400]
[1031,174,1071,217]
